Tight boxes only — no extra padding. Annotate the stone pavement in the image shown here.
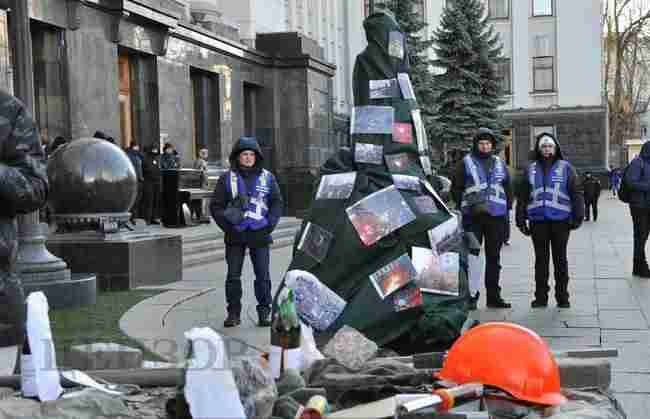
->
[120,197,649,417]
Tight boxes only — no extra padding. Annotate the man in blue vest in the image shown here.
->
[210,137,284,327]
[451,128,513,309]
[516,133,584,308]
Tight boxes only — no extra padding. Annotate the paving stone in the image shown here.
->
[544,336,601,350]
[607,344,650,373]
[601,330,650,344]
[144,290,198,306]
[557,358,611,391]
[611,372,650,393]
[65,342,143,370]
[599,310,648,330]
[535,327,601,338]
[614,393,650,419]
[564,317,601,328]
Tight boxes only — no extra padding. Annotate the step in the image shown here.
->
[182,235,296,269]
[182,218,302,245]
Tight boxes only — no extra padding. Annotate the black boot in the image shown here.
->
[224,311,241,328]
[486,290,511,309]
[531,298,548,308]
[257,306,271,327]
[468,292,480,311]
[633,259,650,278]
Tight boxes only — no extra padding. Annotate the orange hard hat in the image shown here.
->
[436,322,566,406]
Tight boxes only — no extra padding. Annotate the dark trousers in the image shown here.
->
[530,221,571,303]
[131,181,143,221]
[504,211,511,242]
[225,244,272,315]
[585,200,598,221]
[631,207,650,263]
[142,181,161,223]
[464,214,506,298]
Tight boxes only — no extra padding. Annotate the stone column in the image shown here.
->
[10,0,70,283]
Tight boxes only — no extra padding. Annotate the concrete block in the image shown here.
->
[557,357,611,391]
[65,342,143,370]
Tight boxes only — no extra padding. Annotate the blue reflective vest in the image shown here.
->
[225,169,272,232]
[460,155,508,217]
[527,160,573,221]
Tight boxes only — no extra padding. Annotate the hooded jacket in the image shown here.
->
[450,128,513,217]
[142,145,161,184]
[209,137,283,247]
[515,133,584,225]
[0,90,48,347]
[624,141,650,208]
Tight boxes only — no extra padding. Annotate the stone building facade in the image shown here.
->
[1,0,337,215]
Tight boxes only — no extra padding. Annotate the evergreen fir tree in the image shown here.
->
[382,0,437,141]
[431,0,506,152]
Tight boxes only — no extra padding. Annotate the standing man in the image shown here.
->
[192,148,209,222]
[0,90,48,373]
[210,137,283,327]
[516,133,584,308]
[451,128,512,309]
[126,142,144,224]
[142,144,162,225]
[623,142,650,278]
[582,171,601,222]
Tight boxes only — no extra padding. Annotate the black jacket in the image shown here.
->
[625,141,650,209]
[0,90,48,347]
[515,133,585,226]
[143,148,161,184]
[210,137,283,247]
[583,177,601,202]
[450,128,513,215]
[126,148,144,182]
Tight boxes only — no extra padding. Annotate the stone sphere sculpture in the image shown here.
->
[47,137,137,230]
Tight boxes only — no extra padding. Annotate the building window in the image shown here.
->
[191,69,220,161]
[533,56,554,92]
[531,125,555,149]
[495,59,511,94]
[532,0,553,16]
[31,21,69,143]
[488,0,509,19]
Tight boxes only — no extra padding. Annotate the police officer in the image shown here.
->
[0,90,48,373]
[451,128,512,309]
[210,137,283,327]
[516,133,584,308]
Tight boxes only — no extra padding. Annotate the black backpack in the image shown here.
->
[618,159,644,203]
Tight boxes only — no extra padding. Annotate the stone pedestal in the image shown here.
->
[47,231,182,291]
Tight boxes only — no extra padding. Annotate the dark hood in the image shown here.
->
[364,11,402,52]
[472,127,498,155]
[229,136,264,170]
[640,141,650,161]
[533,132,564,161]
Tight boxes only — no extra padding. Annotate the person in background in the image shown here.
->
[49,136,67,156]
[582,171,601,222]
[93,130,115,144]
[210,137,284,327]
[192,147,209,222]
[516,133,584,309]
[142,144,162,225]
[126,142,144,224]
[160,142,180,170]
[623,142,650,278]
[612,167,622,198]
[451,128,513,309]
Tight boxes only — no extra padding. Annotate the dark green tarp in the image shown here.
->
[275,11,470,351]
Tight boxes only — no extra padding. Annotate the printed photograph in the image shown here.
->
[428,216,461,254]
[388,31,405,59]
[392,122,413,144]
[413,196,438,214]
[385,152,414,173]
[286,270,347,331]
[297,222,334,263]
[411,109,429,154]
[369,254,417,299]
[351,106,395,135]
[412,247,459,296]
[355,142,384,165]
[397,73,416,100]
[346,185,417,247]
[316,172,357,200]
[392,283,423,312]
[369,78,399,99]
[392,174,421,192]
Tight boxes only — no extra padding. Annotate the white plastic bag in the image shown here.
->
[300,322,324,371]
[183,327,246,419]
[25,292,63,401]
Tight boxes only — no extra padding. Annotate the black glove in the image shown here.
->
[517,221,531,236]
[570,218,583,230]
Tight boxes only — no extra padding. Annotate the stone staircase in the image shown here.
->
[182,218,302,269]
